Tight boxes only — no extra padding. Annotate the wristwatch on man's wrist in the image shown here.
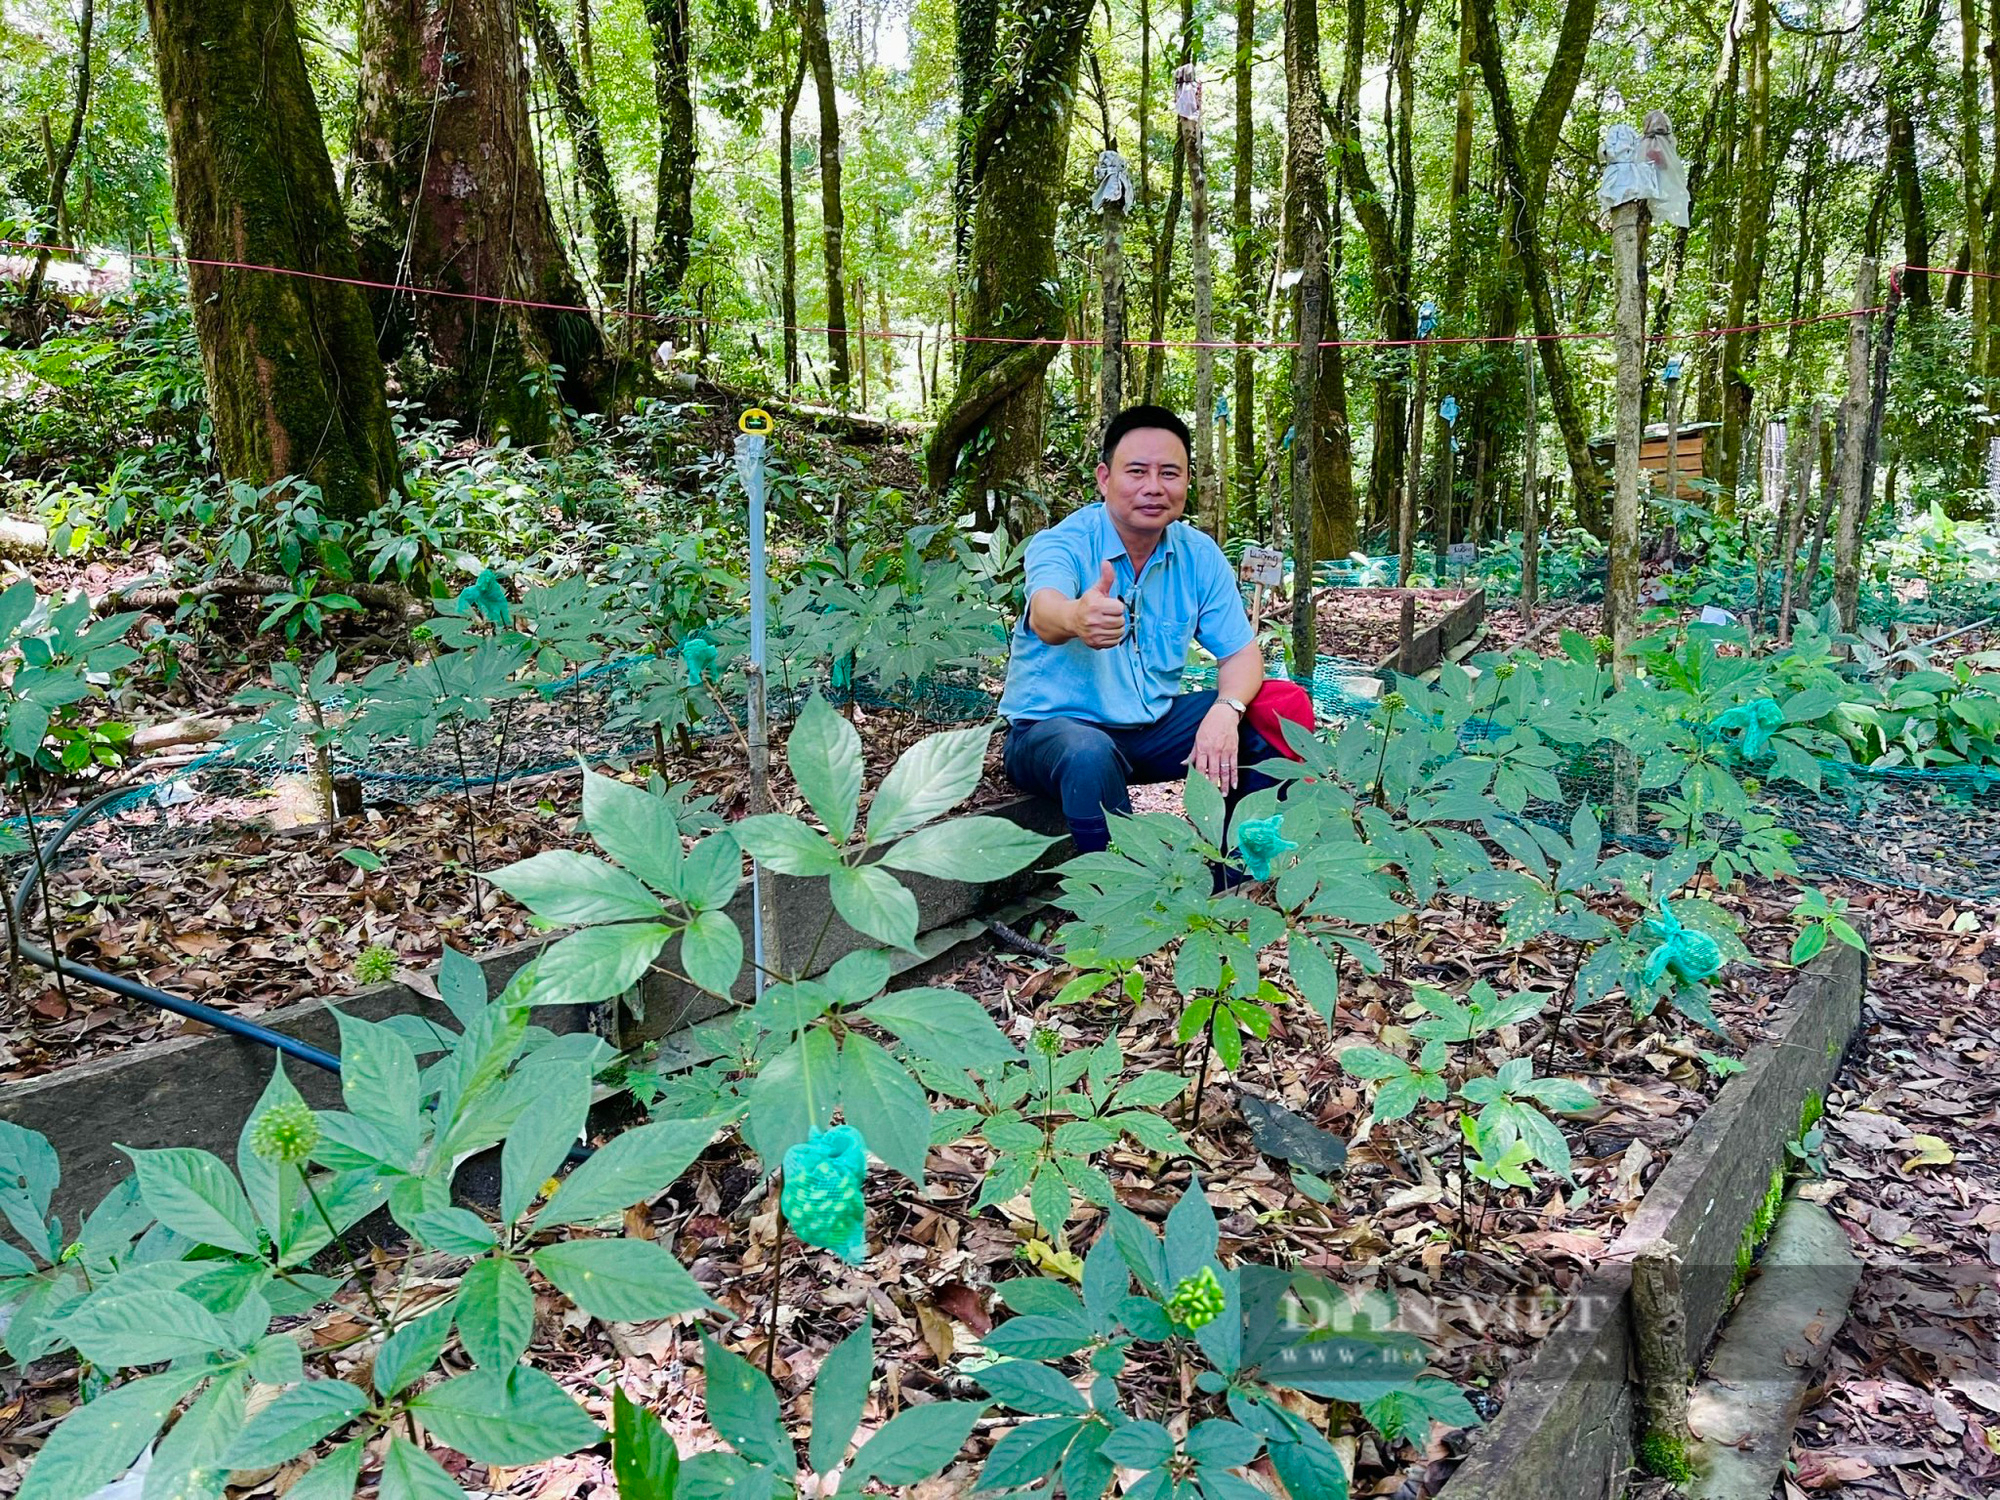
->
[1218,697,1247,716]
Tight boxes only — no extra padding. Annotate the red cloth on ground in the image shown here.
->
[1246,678,1315,760]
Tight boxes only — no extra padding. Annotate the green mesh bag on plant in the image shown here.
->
[781,1125,869,1264]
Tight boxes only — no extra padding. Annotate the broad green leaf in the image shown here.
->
[457,1256,535,1367]
[1286,931,1340,1023]
[221,1380,368,1469]
[487,850,665,925]
[681,909,744,996]
[543,1117,724,1226]
[533,1237,715,1323]
[581,771,687,897]
[405,1207,498,1255]
[806,1311,874,1473]
[377,1435,466,1500]
[830,864,919,951]
[141,1370,245,1500]
[977,1360,1091,1415]
[847,1401,987,1486]
[17,1371,204,1500]
[411,1367,602,1464]
[742,1026,839,1170]
[1185,1418,1261,1469]
[1184,768,1226,846]
[983,1316,1094,1360]
[836,1033,931,1182]
[333,1011,421,1162]
[527,922,674,1007]
[700,1334,789,1467]
[612,1387,682,1500]
[731,814,844,875]
[787,693,864,840]
[375,1303,456,1399]
[1101,1419,1174,1469]
[501,1062,591,1223]
[979,1417,1087,1492]
[866,724,993,840]
[56,1286,236,1367]
[1791,924,1828,965]
[1164,1176,1219,1284]
[681,833,741,911]
[856,987,1020,1070]
[123,1147,260,1255]
[875,816,1059,881]
[274,1442,364,1500]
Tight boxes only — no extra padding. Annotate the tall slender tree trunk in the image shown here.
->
[1232,0,1256,523]
[1441,0,1475,318]
[1144,0,1196,403]
[1718,0,1771,511]
[21,0,92,321]
[1962,0,1989,377]
[1886,3,1940,313]
[522,0,627,290]
[927,0,1094,521]
[1469,1,1608,532]
[1185,82,1221,541]
[645,0,695,303]
[576,0,594,83]
[148,0,396,518]
[354,0,608,442]
[802,0,851,396]
[1285,0,1355,593]
[780,32,806,389]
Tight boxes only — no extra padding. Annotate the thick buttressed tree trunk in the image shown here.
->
[147,0,396,519]
[926,0,1095,521]
[1469,0,1608,533]
[645,0,695,301]
[522,0,627,290]
[801,0,851,396]
[354,0,608,444]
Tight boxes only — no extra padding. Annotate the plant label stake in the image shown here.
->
[1238,544,1283,641]
[738,408,777,997]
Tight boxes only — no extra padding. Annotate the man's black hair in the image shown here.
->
[1100,403,1193,466]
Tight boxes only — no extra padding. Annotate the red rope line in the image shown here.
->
[0,236,1912,353]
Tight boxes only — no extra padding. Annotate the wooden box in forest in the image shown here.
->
[1587,420,1714,499]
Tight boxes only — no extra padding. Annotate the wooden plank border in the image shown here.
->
[0,796,1071,1229]
[1435,939,1867,1499]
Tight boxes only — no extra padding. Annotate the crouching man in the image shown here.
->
[997,404,1277,854]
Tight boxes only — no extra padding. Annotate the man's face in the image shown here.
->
[1097,425,1190,539]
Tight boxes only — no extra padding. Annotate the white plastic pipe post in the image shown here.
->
[735,419,770,997]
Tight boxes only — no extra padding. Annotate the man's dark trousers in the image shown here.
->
[1002,689,1278,854]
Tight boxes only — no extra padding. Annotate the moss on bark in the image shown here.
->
[145,0,397,520]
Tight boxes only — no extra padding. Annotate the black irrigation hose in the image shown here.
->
[10,773,600,1162]
[10,777,346,1073]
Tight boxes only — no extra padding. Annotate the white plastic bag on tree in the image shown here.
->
[1641,110,1690,228]
[1173,63,1201,120]
[1595,122,1655,215]
[1092,150,1131,212]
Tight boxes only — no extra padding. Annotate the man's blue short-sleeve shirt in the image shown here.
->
[997,503,1254,727]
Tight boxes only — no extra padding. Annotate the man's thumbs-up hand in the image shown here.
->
[1072,560,1128,649]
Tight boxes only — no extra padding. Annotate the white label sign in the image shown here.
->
[1447,542,1478,565]
[1239,546,1283,587]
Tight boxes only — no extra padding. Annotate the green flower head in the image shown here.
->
[456,568,512,628]
[781,1125,869,1265]
[248,1101,321,1165]
[1032,1026,1063,1058]
[681,634,719,686]
[354,943,397,986]
[1495,661,1518,681]
[1380,691,1408,716]
[1166,1265,1226,1329]
[1234,814,1298,881]
[1641,906,1724,988]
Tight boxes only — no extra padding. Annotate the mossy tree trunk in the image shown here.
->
[645,0,695,304]
[145,0,397,520]
[926,0,1094,525]
[353,0,608,444]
